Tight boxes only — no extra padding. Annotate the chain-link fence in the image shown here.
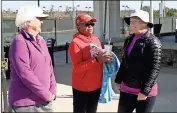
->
[2,17,177,46]
[2,18,76,46]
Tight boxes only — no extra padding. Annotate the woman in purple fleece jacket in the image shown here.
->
[8,5,56,112]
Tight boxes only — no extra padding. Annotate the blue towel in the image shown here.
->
[99,52,120,103]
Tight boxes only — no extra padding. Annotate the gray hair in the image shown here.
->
[18,21,30,30]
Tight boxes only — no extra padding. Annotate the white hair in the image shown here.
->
[18,21,30,30]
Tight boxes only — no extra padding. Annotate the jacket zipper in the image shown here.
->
[124,40,130,67]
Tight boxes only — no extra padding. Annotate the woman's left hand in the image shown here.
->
[137,93,147,101]
[103,52,113,63]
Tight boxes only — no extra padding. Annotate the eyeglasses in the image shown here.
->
[78,23,95,27]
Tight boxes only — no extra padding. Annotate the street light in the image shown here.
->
[75,5,80,16]
[69,7,72,11]
[122,5,129,16]
[58,6,62,17]
[46,10,49,14]
[68,7,72,17]
[85,6,91,14]
[126,6,130,16]
[42,6,46,13]
[122,5,125,15]
[122,5,128,34]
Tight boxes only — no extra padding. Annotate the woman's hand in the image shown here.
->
[116,83,121,90]
[137,93,147,101]
[49,93,56,102]
[96,52,113,63]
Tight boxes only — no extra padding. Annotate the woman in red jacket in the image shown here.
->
[69,13,112,113]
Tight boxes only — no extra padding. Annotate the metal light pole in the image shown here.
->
[126,6,130,16]
[140,0,143,10]
[58,6,62,17]
[122,5,127,16]
[159,0,165,17]
[85,6,88,13]
[122,5,127,34]
[150,0,154,34]
[42,6,46,13]
[85,6,91,15]
[103,0,108,43]
[75,5,80,17]
[72,0,75,17]
[163,0,166,17]
[38,0,40,6]
[72,0,75,29]
[68,7,72,16]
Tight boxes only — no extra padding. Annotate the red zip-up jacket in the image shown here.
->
[69,32,103,92]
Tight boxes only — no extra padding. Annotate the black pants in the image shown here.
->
[118,91,156,113]
[73,88,101,113]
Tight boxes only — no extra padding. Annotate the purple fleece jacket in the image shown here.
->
[8,30,56,106]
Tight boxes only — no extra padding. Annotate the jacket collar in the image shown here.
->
[19,30,43,42]
[124,30,150,59]
[19,30,43,54]
[141,30,151,39]
[128,29,150,40]
[73,32,94,39]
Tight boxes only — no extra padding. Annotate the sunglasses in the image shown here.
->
[79,23,95,27]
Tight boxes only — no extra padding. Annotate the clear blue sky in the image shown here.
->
[2,1,177,11]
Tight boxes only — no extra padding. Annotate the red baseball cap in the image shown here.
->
[75,13,97,26]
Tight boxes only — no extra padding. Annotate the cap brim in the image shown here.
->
[89,18,97,22]
[123,17,154,28]
[36,14,48,19]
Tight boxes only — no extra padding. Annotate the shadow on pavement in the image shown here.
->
[53,51,72,86]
